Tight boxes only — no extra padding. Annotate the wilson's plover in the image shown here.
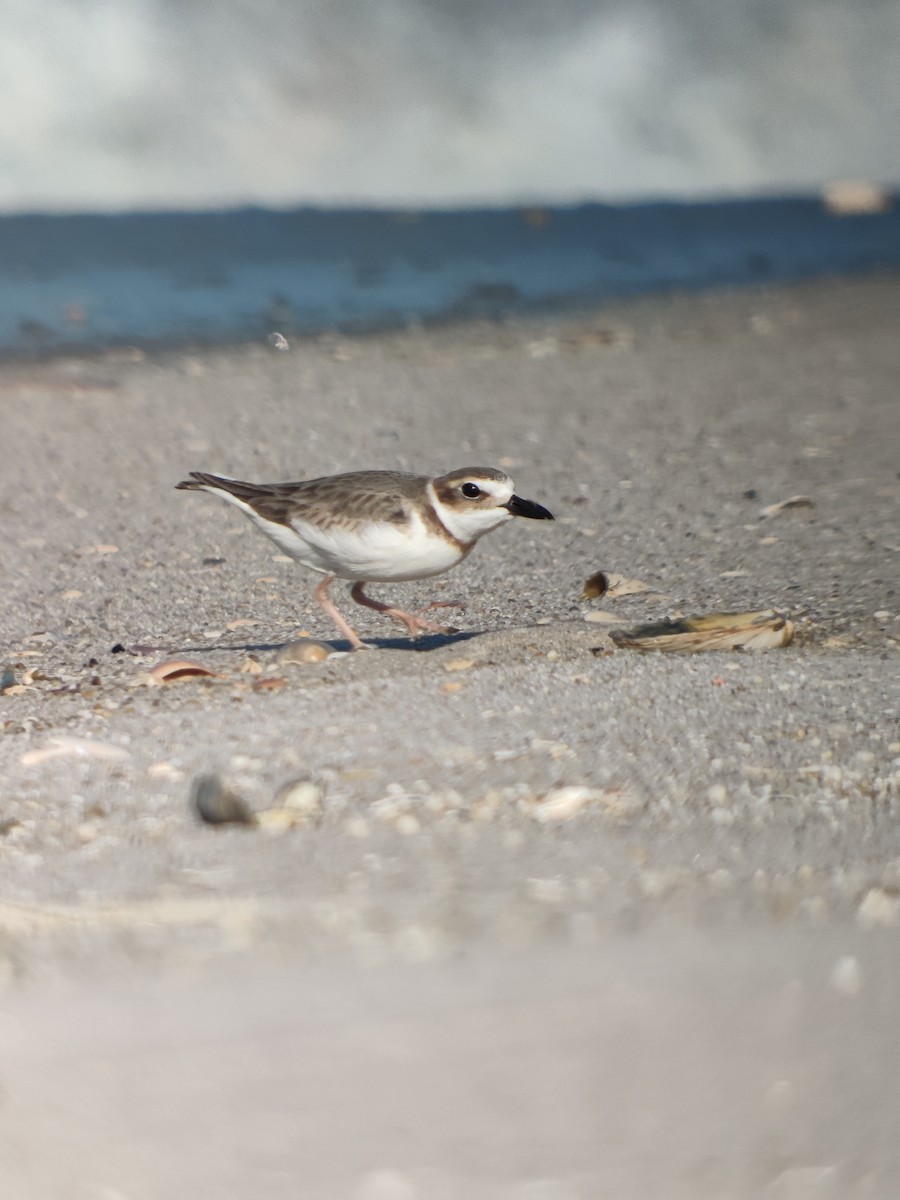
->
[176,467,553,649]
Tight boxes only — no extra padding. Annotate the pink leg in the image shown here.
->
[314,575,367,650]
[350,582,460,639]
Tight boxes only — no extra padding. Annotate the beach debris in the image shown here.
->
[147,659,219,684]
[20,736,130,767]
[268,331,290,351]
[582,571,658,600]
[20,668,57,686]
[823,181,891,216]
[582,571,609,600]
[255,778,325,832]
[759,495,815,519]
[610,609,794,653]
[276,638,334,665]
[226,618,262,632]
[191,773,256,826]
[252,676,288,691]
[147,761,184,781]
[529,785,638,823]
[1,667,17,693]
[857,887,900,929]
[254,808,302,832]
[276,778,325,821]
[443,657,475,672]
[583,609,624,624]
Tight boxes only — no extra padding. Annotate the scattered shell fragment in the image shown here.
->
[21,668,56,686]
[147,761,184,781]
[276,639,334,665]
[610,609,794,653]
[255,808,305,833]
[857,887,900,929]
[148,659,219,684]
[759,495,814,519]
[226,618,262,632]
[443,657,475,672]
[531,786,617,823]
[605,573,657,598]
[275,778,325,821]
[20,736,130,766]
[582,571,659,600]
[252,778,326,832]
[191,774,255,826]
[583,609,623,624]
[252,676,288,691]
[582,571,609,600]
[268,331,290,351]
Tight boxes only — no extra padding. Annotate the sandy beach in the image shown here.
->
[2,273,899,1195]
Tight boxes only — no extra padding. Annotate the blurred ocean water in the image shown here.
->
[2,200,899,353]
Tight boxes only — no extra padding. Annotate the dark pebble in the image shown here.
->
[190,774,256,827]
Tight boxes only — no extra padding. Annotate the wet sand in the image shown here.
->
[1,274,899,1196]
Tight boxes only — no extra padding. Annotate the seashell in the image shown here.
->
[531,786,611,823]
[610,609,794,653]
[149,659,219,683]
[276,639,334,665]
[275,777,324,818]
[759,495,814,519]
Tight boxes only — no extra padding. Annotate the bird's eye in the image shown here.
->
[461,482,482,499]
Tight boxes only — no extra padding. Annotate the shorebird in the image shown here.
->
[176,466,553,648]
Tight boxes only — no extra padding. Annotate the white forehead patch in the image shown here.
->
[474,476,515,504]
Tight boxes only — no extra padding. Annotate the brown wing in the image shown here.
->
[176,470,429,529]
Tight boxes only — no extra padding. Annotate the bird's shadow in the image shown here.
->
[173,629,481,656]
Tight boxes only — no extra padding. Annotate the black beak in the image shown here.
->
[504,494,554,520]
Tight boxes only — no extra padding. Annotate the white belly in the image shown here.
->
[252,510,466,582]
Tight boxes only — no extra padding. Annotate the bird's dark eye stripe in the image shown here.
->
[461,482,481,498]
